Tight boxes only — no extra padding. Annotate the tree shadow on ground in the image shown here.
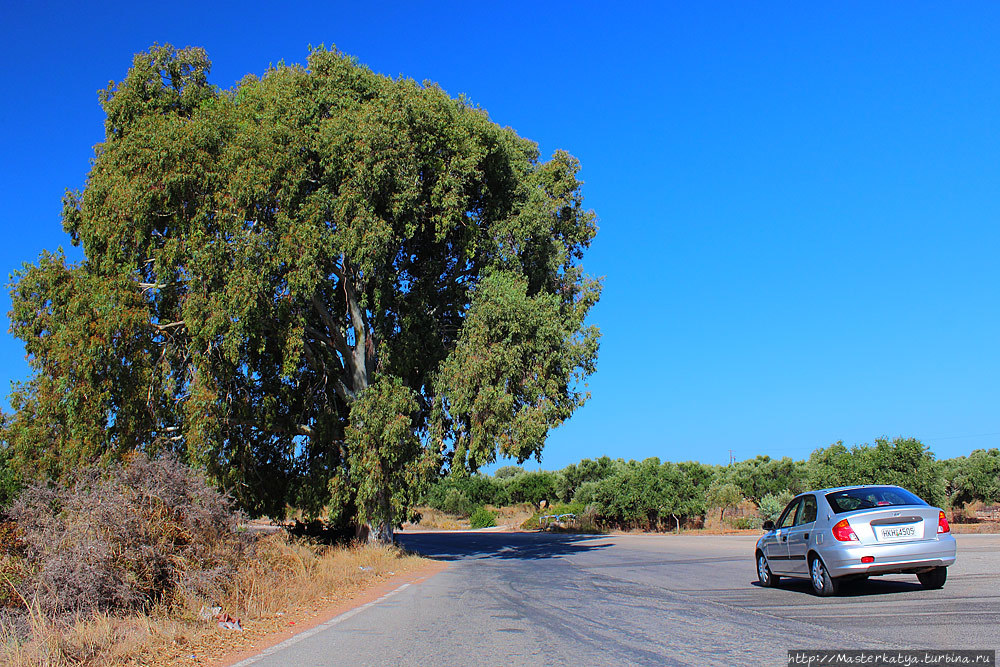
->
[397,531,611,562]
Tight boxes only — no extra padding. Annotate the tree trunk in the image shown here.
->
[367,490,393,544]
[367,519,393,544]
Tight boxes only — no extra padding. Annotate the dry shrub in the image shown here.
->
[0,460,430,667]
[4,455,248,617]
[0,531,428,667]
[0,521,31,607]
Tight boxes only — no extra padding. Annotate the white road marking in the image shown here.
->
[227,582,413,667]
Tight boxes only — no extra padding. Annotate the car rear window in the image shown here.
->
[825,486,928,514]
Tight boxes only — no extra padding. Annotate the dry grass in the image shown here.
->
[491,504,536,530]
[406,506,465,530]
[946,502,1000,533]
[0,532,429,667]
[949,522,1000,534]
[405,504,536,531]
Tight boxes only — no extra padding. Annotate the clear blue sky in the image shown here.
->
[2,2,998,469]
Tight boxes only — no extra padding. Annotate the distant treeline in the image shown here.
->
[420,438,1000,530]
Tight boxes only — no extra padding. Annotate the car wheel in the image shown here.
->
[757,552,780,587]
[917,567,947,589]
[810,555,840,596]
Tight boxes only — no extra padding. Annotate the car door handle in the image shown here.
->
[781,535,787,542]
[803,533,809,540]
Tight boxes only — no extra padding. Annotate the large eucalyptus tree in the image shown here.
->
[4,44,600,541]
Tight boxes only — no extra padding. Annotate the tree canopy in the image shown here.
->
[805,437,945,506]
[944,448,1000,507]
[3,44,601,540]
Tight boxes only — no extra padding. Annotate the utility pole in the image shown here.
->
[728,449,735,465]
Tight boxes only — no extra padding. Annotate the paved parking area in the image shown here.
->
[245,532,1000,666]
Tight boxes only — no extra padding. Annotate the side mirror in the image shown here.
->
[761,520,774,531]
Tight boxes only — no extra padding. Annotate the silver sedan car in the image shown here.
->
[755,485,957,596]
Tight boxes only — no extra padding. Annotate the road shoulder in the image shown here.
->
[205,558,450,667]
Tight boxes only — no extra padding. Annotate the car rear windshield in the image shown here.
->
[825,487,928,514]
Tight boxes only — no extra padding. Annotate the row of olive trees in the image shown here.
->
[420,438,1000,530]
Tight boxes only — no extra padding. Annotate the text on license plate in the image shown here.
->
[879,525,917,540]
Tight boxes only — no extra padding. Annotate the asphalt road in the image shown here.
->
[239,532,1000,667]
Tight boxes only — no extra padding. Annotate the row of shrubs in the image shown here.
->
[421,438,1000,531]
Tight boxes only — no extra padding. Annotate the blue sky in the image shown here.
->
[2,2,998,469]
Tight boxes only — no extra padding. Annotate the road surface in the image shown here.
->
[237,532,1000,667]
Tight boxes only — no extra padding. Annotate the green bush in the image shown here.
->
[440,488,476,517]
[572,480,601,505]
[588,458,702,530]
[719,455,805,503]
[421,474,508,511]
[757,491,793,523]
[555,456,621,502]
[504,471,557,505]
[805,438,945,507]
[469,507,496,528]
[493,466,524,480]
[944,448,1000,507]
[730,516,761,530]
[0,454,20,510]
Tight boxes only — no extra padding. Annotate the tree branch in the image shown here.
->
[341,263,371,389]
[310,294,351,360]
[302,339,355,404]
[225,416,319,439]
[151,320,185,331]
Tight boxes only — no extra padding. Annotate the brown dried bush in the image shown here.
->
[3,455,249,617]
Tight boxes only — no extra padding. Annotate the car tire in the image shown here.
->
[809,555,840,597]
[757,552,780,587]
[917,567,947,589]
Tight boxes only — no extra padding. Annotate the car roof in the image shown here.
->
[800,484,906,496]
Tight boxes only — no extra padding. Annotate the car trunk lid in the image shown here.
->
[842,507,942,545]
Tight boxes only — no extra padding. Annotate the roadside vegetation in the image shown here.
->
[0,456,426,666]
[416,438,1000,533]
[0,42,596,665]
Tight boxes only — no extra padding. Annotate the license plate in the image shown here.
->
[879,525,917,541]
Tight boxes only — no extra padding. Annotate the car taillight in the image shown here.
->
[832,518,859,542]
[938,510,950,534]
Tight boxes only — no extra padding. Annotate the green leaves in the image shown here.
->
[5,44,601,537]
[99,44,214,140]
[344,377,435,534]
[945,448,1000,506]
[435,271,599,471]
[5,251,155,478]
[589,458,702,528]
[806,437,945,506]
